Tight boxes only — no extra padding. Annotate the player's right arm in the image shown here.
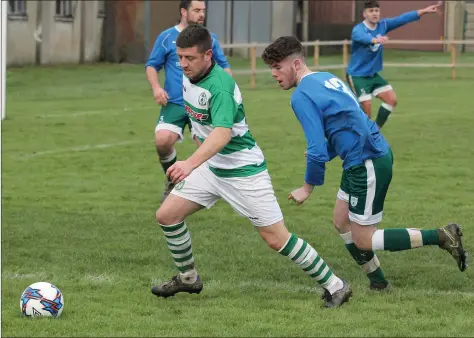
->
[291,92,330,188]
[351,25,388,46]
[168,90,237,184]
[145,33,169,105]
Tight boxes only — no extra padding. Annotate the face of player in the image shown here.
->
[177,46,213,81]
[363,7,380,25]
[182,1,206,25]
[268,58,299,90]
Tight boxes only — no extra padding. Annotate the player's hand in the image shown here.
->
[153,87,169,106]
[167,161,194,184]
[421,3,442,15]
[377,36,389,45]
[288,185,313,205]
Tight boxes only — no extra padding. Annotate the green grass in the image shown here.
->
[2,51,474,337]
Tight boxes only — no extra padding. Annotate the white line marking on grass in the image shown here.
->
[37,106,157,119]
[19,139,152,159]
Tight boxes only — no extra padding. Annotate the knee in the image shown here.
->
[352,232,373,251]
[155,131,176,154]
[388,94,397,107]
[333,217,349,234]
[156,207,181,225]
[260,230,289,251]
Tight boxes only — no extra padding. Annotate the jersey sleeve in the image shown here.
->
[145,33,168,71]
[383,11,420,33]
[351,26,373,45]
[291,92,329,186]
[211,35,231,69]
[210,91,237,128]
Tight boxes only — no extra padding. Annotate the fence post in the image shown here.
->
[450,43,456,80]
[250,43,257,89]
[343,39,349,73]
[314,40,320,70]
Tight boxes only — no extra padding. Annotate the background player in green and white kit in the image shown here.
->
[145,0,231,202]
[150,24,353,308]
[346,0,441,128]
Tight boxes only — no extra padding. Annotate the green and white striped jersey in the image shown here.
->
[183,63,266,178]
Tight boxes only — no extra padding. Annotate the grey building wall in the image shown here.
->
[6,1,38,65]
[6,1,104,66]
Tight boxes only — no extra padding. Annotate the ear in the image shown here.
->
[180,8,187,18]
[294,59,302,71]
[204,49,213,62]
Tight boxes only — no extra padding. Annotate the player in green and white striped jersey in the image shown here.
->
[150,24,352,308]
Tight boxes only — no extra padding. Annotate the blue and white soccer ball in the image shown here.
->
[20,282,64,317]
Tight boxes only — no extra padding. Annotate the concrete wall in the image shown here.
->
[6,1,38,65]
[7,0,104,66]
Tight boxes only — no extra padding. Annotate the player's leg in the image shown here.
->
[155,103,188,202]
[372,73,397,128]
[152,165,220,298]
[333,179,389,290]
[348,149,468,272]
[346,74,373,118]
[218,170,352,307]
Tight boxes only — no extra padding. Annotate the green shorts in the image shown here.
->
[155,103,192,140]
[337,149,394,225]
[346,73,393,102]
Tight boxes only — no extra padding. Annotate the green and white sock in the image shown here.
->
[376,103,393,128]
[160,149,177,179]
[279,233,343,294]
[372,228,440,252]
[341,232,387,284]
[160,221,197,283]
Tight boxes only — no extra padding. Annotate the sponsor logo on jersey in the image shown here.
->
[185,105,209,121]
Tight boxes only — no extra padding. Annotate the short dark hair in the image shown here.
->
[179,0,203,16]
[364,0,380,9]
[176,24,212,53]
[262,36,304,65]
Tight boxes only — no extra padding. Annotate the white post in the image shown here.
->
[1,0,7,120]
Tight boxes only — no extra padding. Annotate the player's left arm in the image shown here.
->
[385,3,441,32]
[167,91,236,183]
[211,35,232,76]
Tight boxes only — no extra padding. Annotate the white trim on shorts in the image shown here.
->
[372,85,393,97]
[337,189,349,202]
[358,94,372,102]
[155,123,184,141]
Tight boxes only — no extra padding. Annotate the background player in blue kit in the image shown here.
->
[347,0,441,128]
[145,0,231,202]
[262,36,467,291]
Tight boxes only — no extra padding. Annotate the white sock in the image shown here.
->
[322,275,344,295]
[160,148,177,163]
[372,230,385,251]
[179,269,197,284]
[340,231,353,244]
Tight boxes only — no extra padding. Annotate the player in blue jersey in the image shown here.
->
[145,0,232,202]
[347,0,441,128]
[262,36,467,291]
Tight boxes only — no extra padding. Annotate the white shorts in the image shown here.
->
[170,164,284,227]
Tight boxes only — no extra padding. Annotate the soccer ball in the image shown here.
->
[20,282,64,317]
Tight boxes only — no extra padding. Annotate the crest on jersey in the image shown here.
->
[198,92,207,106]
[350,196,358,207]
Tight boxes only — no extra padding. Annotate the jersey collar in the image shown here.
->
[190,61,216,84]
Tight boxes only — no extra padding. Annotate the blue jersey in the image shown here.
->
[290,72,390,186]
[347,11,420,76]
[145,26,230,106]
